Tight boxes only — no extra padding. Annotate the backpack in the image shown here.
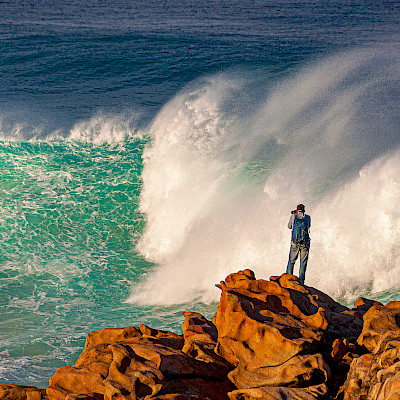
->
[291,214,310,247]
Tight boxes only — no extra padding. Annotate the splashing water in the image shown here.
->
[2,0,400,387]
[130,47,400,305]
[1,46,400,387]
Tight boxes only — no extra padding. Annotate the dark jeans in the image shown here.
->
[286,243,309,284]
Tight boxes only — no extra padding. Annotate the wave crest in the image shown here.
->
[129,47,400,305]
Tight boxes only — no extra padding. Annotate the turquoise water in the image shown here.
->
[1,0,400,388]
[0,137,216,384]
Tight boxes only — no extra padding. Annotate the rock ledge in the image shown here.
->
[3,270,400,400]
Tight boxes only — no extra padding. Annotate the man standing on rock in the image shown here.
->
[286,204,311,284]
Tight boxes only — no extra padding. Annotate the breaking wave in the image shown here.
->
[130,46,400,305]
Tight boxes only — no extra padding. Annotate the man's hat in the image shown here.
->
[296,204,305,211]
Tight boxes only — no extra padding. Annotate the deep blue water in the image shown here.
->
[1,0,400,387]
[1,0,398,132]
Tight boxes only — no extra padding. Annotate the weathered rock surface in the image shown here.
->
[0,385,46,400]
[228,383,328,400]
[7,270,400,400]
[47,321,233,400]
[213,270,366,392]
[341,302,400,400]
[357,301,400,352]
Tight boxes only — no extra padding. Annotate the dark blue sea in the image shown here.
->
[1,0,400,387]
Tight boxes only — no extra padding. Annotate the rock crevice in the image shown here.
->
[3,270,400,400]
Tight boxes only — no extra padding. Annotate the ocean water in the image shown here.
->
[1,0,400,387]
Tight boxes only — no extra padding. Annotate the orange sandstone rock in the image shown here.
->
[47,367,106,400]
[38,271,387,400]
[47,323,231,400]
[65,394,103,400]
[228,383,328,400]
[214,270,331,390]
[181,312,218,342]
[353,297,382,316]
[357,301,400,352]
[0,385,46,400]
[180,311,233,381]
[330,338,357,364]
[341,330,400,400]
[228,353,330,389]
[147,378,234,399]
[84,325,183,350]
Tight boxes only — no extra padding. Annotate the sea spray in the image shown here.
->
[130,47,400,305]
[312,150,400,299]
[2,0,400,388]
[67,111,143,144]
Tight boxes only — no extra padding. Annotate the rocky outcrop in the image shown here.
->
[0,385,46,400]
[356,301,400,352]
[214,271,330,392]
[340,302,400,400]
[47,323,233,400]
[7,270,400,400]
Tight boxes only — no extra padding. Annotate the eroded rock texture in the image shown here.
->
[8,270,400,400]
[213,270,367,396]
[341,302,400,400]
[0,385,47,400]
[47,322,233,400]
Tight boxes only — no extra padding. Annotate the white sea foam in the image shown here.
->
[129,47,400,305]
[67,111,141,144]
[0,110,142,143]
